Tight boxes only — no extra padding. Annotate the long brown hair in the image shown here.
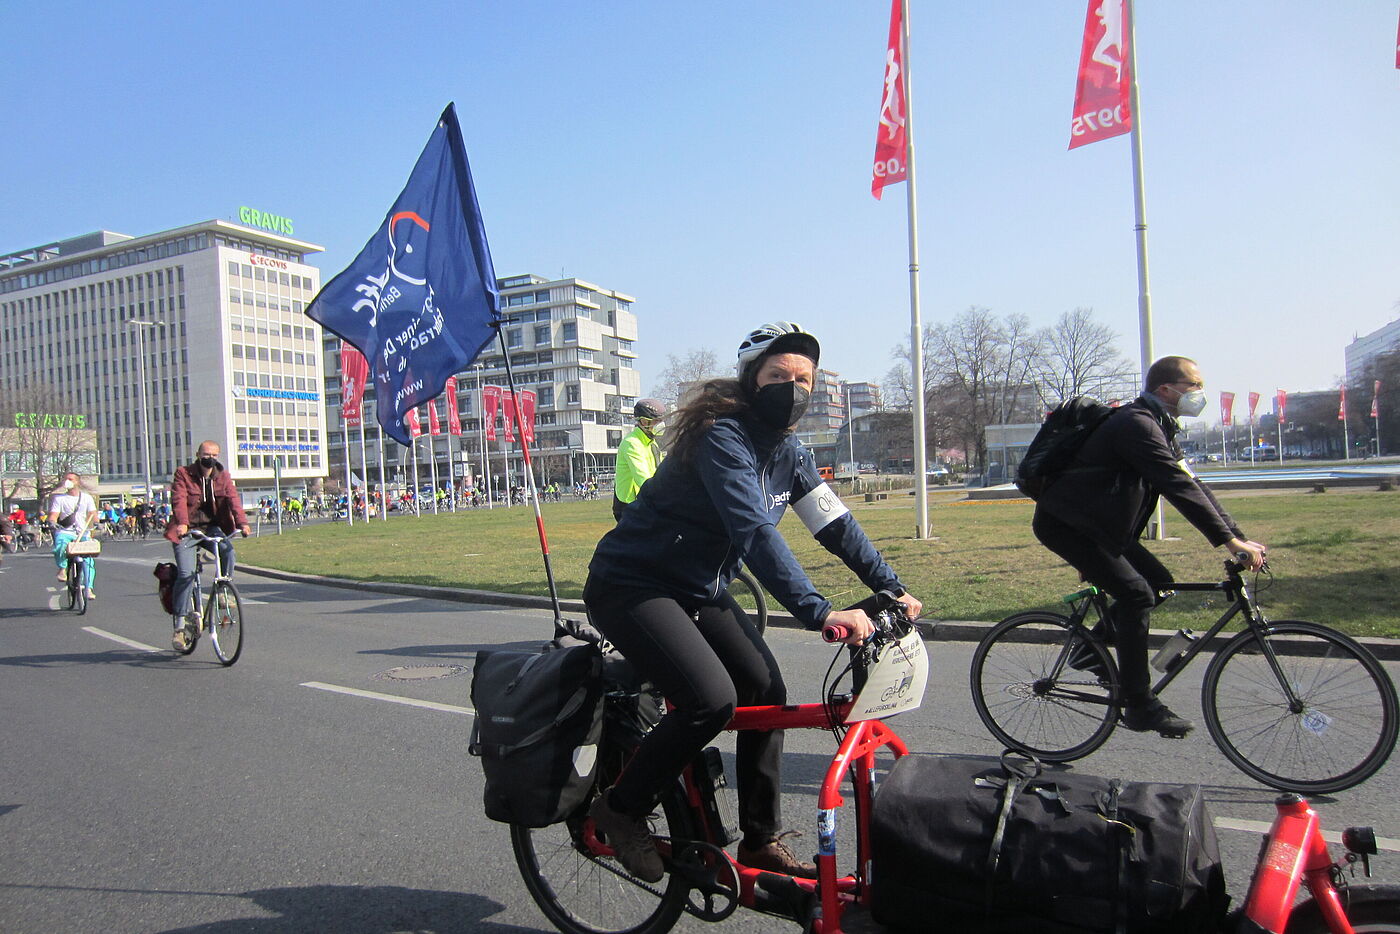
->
[663,378,750,465]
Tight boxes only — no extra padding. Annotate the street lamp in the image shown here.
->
[128,319,164,503]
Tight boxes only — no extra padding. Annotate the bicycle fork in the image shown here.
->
[1240,794,1375,934]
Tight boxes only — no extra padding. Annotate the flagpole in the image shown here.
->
[411,429,421,515]
[342,424,355,527]
[900,0,930,540]
[477,365,493,509]
[429,427,440,513]
[357,418,370,523]
[377,416,388,521]
[1124,0,1162,539]
[496,327,566,634]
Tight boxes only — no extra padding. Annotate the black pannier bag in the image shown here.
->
[153,562,177,615]
[469,641,605,827]
[871,754,1228,934]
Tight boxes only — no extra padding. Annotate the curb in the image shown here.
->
[237,565,1400,661]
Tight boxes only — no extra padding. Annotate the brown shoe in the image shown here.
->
[737,832,817,879]
[588,791,664,883]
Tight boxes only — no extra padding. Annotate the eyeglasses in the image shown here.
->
[1174,380,1205,391]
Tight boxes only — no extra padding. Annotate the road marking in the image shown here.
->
[301,681,475,717]
[1214,816,1400,852]
[82,626,162,653]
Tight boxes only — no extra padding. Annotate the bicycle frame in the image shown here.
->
[1240,794,1361,934]
[1063,565,1306,709]
[675,700,910,934]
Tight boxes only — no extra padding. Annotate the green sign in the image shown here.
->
[238,205,295,236]
[13,413,88,430]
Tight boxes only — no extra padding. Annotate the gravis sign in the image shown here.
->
[238,206,295,236]
[13,413,88,429]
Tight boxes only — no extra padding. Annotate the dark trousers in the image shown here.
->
[583,579,786,843]
[1032,510,1174,702]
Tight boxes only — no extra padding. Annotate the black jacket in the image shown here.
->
[588,412,902,627]
[1034,394,1244,554]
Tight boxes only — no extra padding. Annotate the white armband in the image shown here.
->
[791,482,850,535]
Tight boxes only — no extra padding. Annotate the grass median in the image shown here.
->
[238,487,1400,638]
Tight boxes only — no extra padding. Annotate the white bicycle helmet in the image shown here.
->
[735,321,821,377]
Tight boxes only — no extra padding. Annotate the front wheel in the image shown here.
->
[1285,882,1400,933]
[726,569,769,636]
[511,785,692,934]
[207,581,244,666]
[69,562,87,615]
[1203,621,1399,794]
[971,611,1120,761]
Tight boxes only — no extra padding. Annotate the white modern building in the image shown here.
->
[1345,318,1400,386]
[325,273,641,494]
[0,220,327,502]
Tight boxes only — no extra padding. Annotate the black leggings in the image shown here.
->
[1032,510,1174,702]
[583,579,787,843]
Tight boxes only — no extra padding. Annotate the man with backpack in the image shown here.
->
[1030,356,1266,737]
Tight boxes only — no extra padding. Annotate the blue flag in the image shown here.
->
[308,103,500,445]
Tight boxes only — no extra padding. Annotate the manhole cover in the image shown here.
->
[372,664,469,682]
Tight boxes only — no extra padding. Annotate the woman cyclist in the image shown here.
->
[583,322,922,883]
[47,473,98,600]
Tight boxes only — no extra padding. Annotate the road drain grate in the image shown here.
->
[372,664,469,682]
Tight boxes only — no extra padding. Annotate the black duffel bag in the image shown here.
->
[871,753,1228,934]
[469,640,605,827]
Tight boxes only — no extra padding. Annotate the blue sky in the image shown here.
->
[3,1,1397,411]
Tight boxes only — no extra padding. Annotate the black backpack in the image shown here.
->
[1015,397,1115,500]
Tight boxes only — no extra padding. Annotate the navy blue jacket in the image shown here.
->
[588,412,903,628]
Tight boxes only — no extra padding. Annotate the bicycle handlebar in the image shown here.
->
[821,590,906,643]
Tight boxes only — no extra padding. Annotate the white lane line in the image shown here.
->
[82,626,162,653]
[301,681,475,717]
[1214,816,1400,852]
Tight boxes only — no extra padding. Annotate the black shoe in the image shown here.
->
[1120,699,1194,737]
[588,792,664,883]
[1067,643,1110,681]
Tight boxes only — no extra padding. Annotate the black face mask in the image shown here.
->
[751,381,811,430]
[199,456,217,469]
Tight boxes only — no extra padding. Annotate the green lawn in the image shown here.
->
[239,487,1400,638]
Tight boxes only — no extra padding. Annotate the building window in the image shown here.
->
[538,386,554,406]
[534,324,550,345]
[507,328,522,348]
[562,322,577,343]
[566,384,580,405]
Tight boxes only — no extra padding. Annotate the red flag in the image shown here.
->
[483,385,500,441]
[407,407,422,439]
[516,389,537,445]
[339,341,368,428]
[1339,386,1348,420]
[1395,7,1399,68]
[1069,0,1132,149]
[1276,390,1288,425]
[445,377,462,435]
[1248,391,1261,419]
[501,390,516,443]
[428,399,441,435]
[870,0,907,199]
[1220,392,1235,427]
[1373,380,1382,419]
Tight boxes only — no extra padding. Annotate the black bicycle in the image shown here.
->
[172,529,244,665]
[60,536,100,616]
[971,559,1399,794]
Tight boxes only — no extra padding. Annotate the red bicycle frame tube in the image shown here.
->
[1241,795,1353,934]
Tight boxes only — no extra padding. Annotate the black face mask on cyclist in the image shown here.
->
[199,455,217,469]
[751,380,811,430]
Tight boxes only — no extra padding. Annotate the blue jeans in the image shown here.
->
[53,530,96,589]
[173,529,235,617]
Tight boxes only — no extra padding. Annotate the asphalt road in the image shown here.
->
[3,536,1399,933]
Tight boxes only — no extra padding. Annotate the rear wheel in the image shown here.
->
[511,784,691,934]
[207,581,244,666]
[69,562,86,615]
[1203,621,1399,794]
[971,611,1120,761]
[726,569,769,636]
[1284,882,1400,933]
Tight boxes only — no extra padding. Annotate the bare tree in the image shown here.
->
[1031,307,1131,406]
[0,383,99,503]
[650,348,724,408]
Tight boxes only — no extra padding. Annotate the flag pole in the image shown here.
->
[900,0,930,540]
[342,424,355,527]
[377,415,388,520]
[429,422,440,513]
[357,417,370,523]
[1125,0,1162,539]
[495,325,566,634]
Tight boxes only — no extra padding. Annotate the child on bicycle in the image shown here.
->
[583,322,922,883]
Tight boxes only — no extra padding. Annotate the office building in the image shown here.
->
[0,220,327,502]
[1345,317,1400,386]
[793,368,848,447]
[325,273,641,492]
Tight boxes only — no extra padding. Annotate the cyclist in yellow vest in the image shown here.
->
[612,399,667,521]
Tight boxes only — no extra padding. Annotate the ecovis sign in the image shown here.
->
[238,205,295,236]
